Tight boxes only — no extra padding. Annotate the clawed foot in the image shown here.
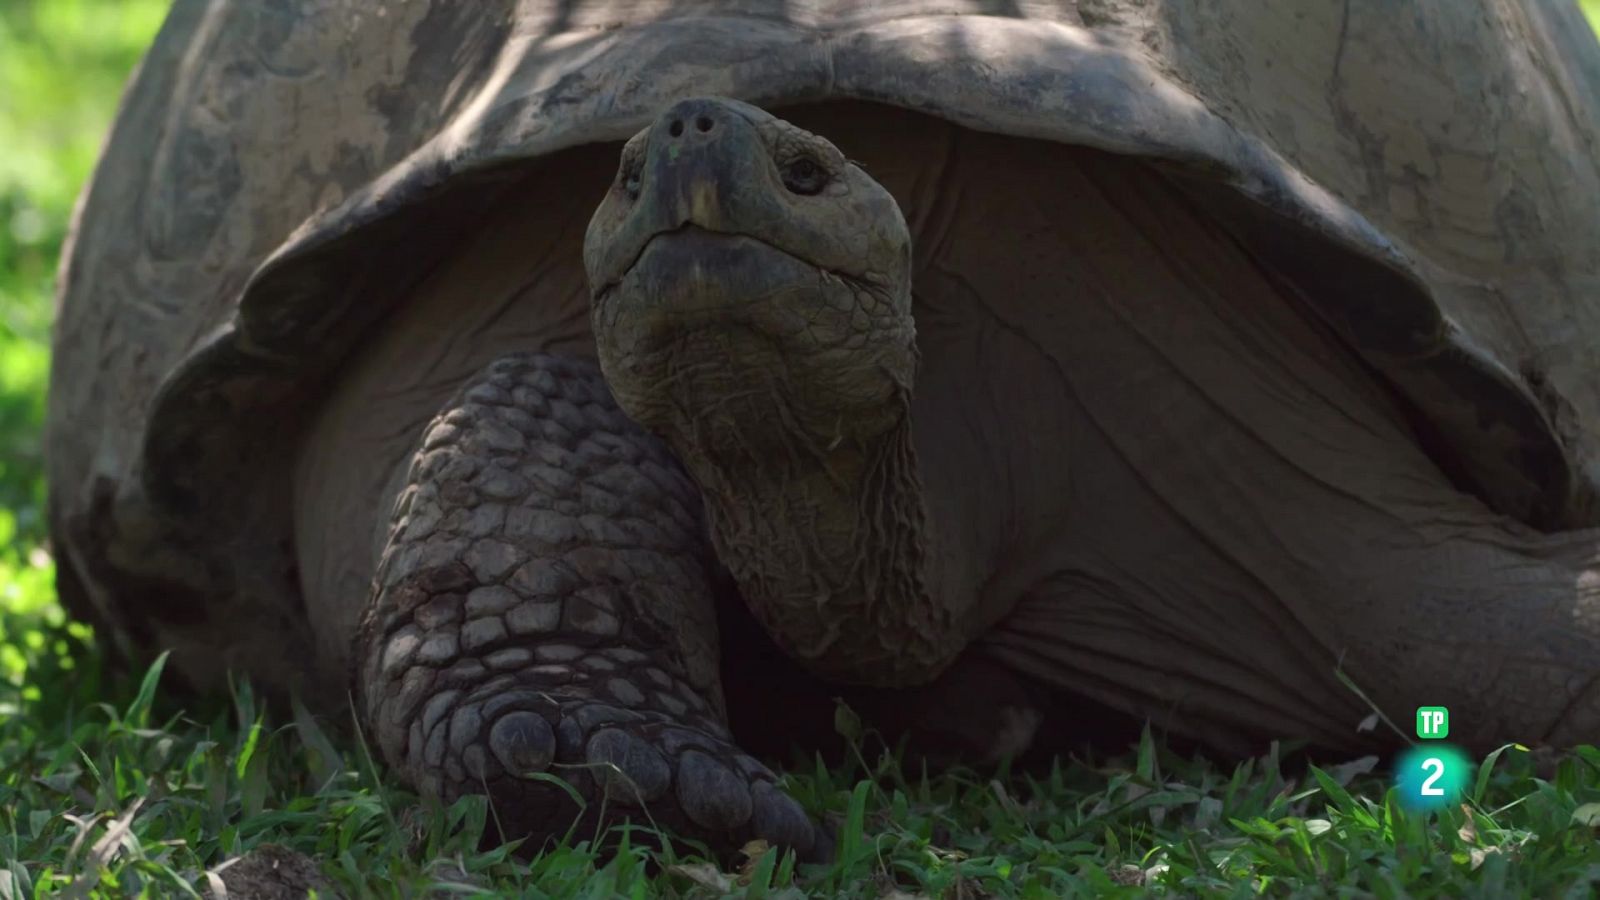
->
[429,689,821,858]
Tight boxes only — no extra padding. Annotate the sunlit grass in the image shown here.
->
[0,0,171,539]
[6,637,1600,896]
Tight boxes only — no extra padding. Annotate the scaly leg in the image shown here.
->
[355,353,818,855]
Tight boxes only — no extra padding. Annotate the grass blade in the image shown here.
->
[121,651,168,729]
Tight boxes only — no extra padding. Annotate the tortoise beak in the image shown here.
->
[642,96,768,233]
[582,95,910,315]
[585,97,780,295]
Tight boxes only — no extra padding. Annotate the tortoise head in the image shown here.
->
[583,97,915,464]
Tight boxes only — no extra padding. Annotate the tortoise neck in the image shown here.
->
[684,393,960,687]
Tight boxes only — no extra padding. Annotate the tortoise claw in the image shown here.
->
[437,692,821,859]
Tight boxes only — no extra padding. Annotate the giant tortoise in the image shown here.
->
[48,0,1600,855]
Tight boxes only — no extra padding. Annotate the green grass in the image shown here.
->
[7,2,1600,897]
[0,0,170,542]
[7,649,1600,898]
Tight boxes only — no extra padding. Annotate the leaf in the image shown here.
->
[1324,755,1379,787]
[32,770,79,795]
[1135,724,1158,781]
[1572,744,1600,773]
[1356,713,1380,733]
[669,862,732,892]
[1108,864,1145,886]
[291,695,343,786]
[1192,796,1223,830]
[122,651,168,728]
[1308,765,1357,815]
[1469,846,1503,870]
[1333,668,1406,740]
[519,772,588,845]
[62,797,143,899]
[833,699,862,744]
[1571,802,1600,827]
[840,780,872,869]
[990,779,1022,817]
[234,719,263,781]
[739,841,777,897]
[1473,743,1527,804]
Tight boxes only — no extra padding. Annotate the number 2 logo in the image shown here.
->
[1396,743,1465,809]
[1420,757,1445,796]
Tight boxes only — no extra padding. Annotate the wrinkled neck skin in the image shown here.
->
[600,252,966,688]
[674,374,961,688]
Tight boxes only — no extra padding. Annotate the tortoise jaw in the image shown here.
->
[599,225,828,323]
[590,218,913,448]
[583,96,912,325]
[590,221,885,449]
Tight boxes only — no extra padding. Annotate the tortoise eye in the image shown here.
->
[621,154,643,199]
[781,156,827,195]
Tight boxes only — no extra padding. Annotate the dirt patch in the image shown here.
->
[205,844,334,900]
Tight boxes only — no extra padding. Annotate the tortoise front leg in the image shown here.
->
[354,353,818,856]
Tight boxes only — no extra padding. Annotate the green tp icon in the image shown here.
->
[1416,707,1449,740]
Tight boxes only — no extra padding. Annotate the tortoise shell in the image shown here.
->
[48,0,1600,689]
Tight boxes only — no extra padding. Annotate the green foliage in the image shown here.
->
[4,1,1600,896]
[8,661,1600,896]
[0,0,169,539]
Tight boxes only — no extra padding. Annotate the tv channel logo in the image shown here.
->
[1416,706,1449,740]
[1398,706,1468,811]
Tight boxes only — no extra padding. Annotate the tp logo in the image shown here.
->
[1416,706,1449,740]
[1397,706,1467,811]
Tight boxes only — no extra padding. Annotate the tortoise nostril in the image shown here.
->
[669,119,684,138]
[695,116,714,133]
